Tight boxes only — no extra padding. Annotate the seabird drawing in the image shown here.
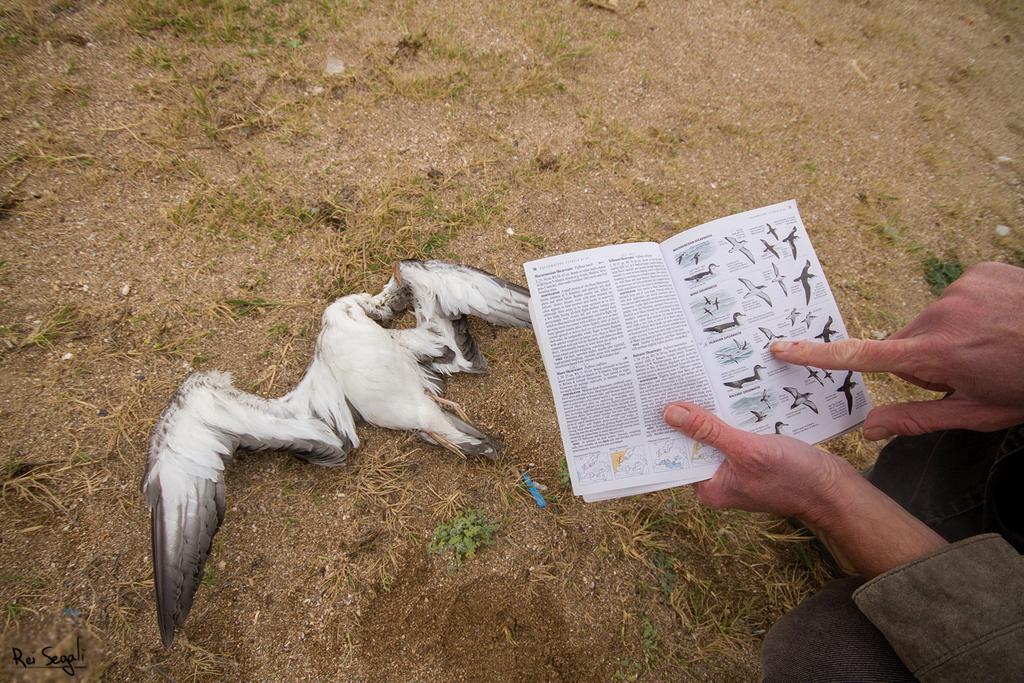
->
[758,326,786,349]
[770,262,787,296]
[704,295,714,306]
[739,277,773,307]
[733,338,749,351]
[684,263,718,282]
[786,308,800,327]
[805,366,824,386]
[760,388,772,408]
[726,236,756,265]
[702,312,745,334]
[782,227,800,260]
[824,370,835,383]
[837,371,857,415]
[774,421,788,435]
[143,259,531,648]
[793,260,816,305]
[693,253,700,265]
[815,316,837,343]
[801,311,817,327]
[703,307,712,316]
[783,386,819,414]
[713,297,720,310]
[766,223,779,240]
[761,239,780,260]
[723,365,766,389]
[751,410,767,423]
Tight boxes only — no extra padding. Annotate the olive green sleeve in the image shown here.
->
[853,533,1024,682]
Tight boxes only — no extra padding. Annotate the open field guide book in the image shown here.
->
[524,201,870,502]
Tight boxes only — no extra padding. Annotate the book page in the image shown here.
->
[659,200,871,444]
[524,243,723,501]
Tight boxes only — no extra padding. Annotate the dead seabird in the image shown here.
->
[143,260,531,648]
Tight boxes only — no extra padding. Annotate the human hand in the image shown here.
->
[662,402,854,523]
[663,401,948,577]
[771,261,1024,440]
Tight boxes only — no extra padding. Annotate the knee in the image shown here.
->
[761,577,913,683]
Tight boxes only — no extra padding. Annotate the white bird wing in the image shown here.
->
[143,372,350,647]
[738,246,755,264]
[397,260,532,328]
[782,387,799,400]
[754,289,773,307]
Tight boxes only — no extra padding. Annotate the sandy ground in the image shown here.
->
[1,0,1022,680]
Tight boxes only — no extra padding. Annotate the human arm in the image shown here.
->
[662,402,947,577]
[769,261,1024,440]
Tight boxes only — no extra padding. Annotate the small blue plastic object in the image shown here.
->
[519,470,547,508]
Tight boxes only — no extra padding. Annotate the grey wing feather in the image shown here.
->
[433,316,487,374]
[398,260,532,328]
[143,371,352,647]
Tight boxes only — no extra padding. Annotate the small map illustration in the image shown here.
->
[575,452,611,484]
[691,442,724,464]
[652,439,689,471]
[609,445,647,477]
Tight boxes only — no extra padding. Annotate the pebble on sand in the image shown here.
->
[996,224,1010,237]
[324,54,346,76]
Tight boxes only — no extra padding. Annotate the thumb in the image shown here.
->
[864,396,1024,440]
[771,337,919,374]
[663,402,756,455]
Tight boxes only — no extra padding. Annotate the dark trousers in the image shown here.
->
[761,426,1024,683]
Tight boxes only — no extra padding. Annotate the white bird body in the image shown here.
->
[317,297,443,429]
[313,291,500,458]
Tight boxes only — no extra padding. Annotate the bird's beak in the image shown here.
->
[393,262,403,285]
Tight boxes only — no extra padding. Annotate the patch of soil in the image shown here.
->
[359,556,607,682]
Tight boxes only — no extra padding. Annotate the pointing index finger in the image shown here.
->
[770,337,919,374]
